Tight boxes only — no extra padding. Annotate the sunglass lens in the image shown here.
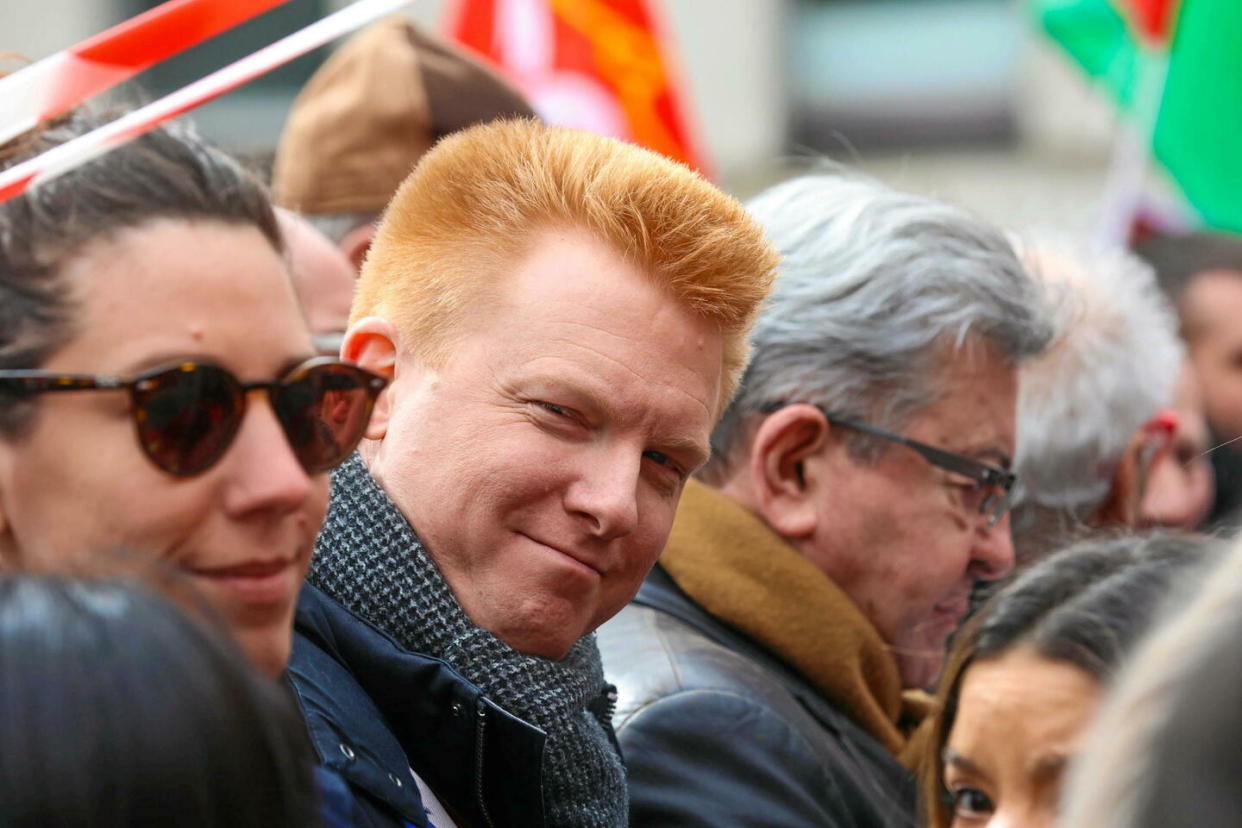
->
[132,364,243,476]
[273,363,381,473]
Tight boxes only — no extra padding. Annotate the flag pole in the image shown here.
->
[1093,0,1183,245]
[1094,46,1170,245]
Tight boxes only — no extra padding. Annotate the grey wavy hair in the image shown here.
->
[703,172,1055,480]
[1010,235,1183,548]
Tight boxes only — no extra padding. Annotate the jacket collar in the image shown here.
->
[291,584,547,827]
[656,479,909,754]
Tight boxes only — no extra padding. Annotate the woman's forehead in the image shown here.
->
[55,220,312,375]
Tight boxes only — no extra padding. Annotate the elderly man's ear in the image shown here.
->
[1096,411,1178,528]
[740,404,832,539]
[341,316,400,441]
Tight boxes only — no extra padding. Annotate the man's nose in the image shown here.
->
[564,446,641,541]
[969,511,1016,582]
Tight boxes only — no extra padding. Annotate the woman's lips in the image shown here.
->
[187,557,301,606]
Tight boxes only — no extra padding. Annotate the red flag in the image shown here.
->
[1117,0,1181,46]
[450,0,709,174]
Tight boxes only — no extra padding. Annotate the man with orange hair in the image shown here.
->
[288,119,777,827]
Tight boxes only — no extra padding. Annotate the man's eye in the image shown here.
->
[530,401,585,432]
[956,480,987,508]
[949,786,994,817]
[643,450,675,469]
[643,450,686,481]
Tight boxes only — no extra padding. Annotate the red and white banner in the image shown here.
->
[0,0,294,146]
[0,0,412,205]
[451,0,709,175]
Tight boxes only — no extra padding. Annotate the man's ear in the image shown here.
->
[0,457,17,571]
[746,404,831,539]
[340,224,376,273]
[342,316,400,440]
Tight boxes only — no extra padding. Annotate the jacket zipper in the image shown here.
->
[475,703,496,828]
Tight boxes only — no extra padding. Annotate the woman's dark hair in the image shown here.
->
[0,107,281,436]
[1061,536,1242,827]
[920,531,1220,828]
[0,569,320,827]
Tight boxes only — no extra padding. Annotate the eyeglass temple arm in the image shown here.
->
[818,408,1014,489]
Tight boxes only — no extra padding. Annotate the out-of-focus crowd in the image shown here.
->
[3,17,1242,828]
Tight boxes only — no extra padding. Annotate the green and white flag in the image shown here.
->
[1037,0,1242,233]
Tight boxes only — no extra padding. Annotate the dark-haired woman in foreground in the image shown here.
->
[0,569,320,827]
[919,533,1218,828]
[1063,533,1242,828]
[0,109,384,677]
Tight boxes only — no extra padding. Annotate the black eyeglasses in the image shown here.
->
[0,357,388,477]
[761,403,1016,527]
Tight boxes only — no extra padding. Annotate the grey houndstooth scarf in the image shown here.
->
[308,453,626,827]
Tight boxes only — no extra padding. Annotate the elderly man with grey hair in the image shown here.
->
[597,173,1054,827]
[1008,236,1192,562]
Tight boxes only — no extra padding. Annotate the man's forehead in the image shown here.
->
[919,350,1018,458]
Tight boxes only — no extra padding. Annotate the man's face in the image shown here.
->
[1140,366,1215,530]
[279,211,356,350]
[1182,270,1242,441]
[366,228,723,659]
[802,343,1018,689]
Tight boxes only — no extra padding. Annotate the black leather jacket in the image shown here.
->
[288,584,548,828]
[598,567,917,827]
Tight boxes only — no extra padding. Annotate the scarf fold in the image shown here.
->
[658,479,911,754]
[308,453,626,827]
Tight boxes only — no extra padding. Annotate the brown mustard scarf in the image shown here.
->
[659,479,930,756]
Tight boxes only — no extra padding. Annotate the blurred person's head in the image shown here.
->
[702,172,1055,689]
[343,119,777,659]
[1139,363,1215,529]
[276,208,356,354]
[1010,236,1184,559]
[1135,231,1242,441]
[922,532,1216,828]
[1062,534,1242,828]
[0,566,319,827]
[0,111,385,675]
[273,17,536,269]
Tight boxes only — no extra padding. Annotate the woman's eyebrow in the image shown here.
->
[942,747,985,776]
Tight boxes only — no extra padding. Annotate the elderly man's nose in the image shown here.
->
[970,512,1016,582]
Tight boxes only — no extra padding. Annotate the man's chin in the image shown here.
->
[493,624,580,661]
[485,607,589,661]
[894,649,946,691]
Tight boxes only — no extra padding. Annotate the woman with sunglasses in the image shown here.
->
[0,108,384,678]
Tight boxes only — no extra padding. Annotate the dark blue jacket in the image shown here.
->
[288,584,547,828]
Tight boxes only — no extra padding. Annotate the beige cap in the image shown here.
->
[273,16,535,215]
